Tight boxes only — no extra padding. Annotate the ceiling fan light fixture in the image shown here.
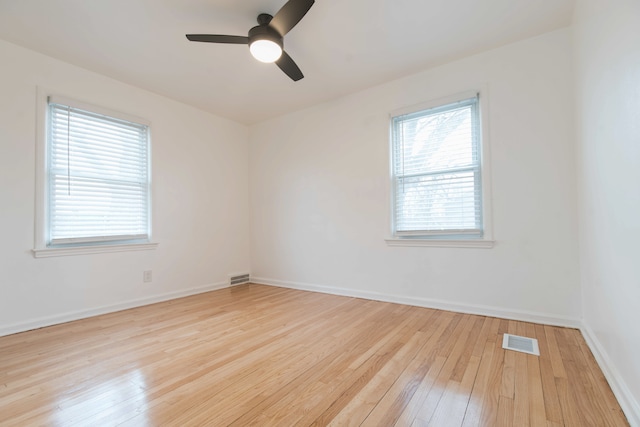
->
[185,0,314,81]
[249,39,282,63]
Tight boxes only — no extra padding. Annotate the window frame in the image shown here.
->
[386,90,494,248]
[33,89,158,258]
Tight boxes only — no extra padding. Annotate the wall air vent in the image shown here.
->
[502,333,540,356]
[229,273,250,286]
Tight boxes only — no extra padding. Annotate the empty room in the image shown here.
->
[0,0,638,425]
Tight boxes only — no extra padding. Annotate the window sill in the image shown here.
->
[385,238,494,249]
[32,242,159,258]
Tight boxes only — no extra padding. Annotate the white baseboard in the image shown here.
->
[251,277,581,328]
[581,324,640,427]
[0,281,229,337]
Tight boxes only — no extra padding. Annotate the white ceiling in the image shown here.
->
[0,0,574,124]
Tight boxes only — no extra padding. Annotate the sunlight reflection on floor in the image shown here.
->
[52,369,149,426]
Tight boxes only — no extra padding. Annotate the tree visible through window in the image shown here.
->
[391,94,483,237]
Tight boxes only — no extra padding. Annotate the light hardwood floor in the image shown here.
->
[0,284,628,426]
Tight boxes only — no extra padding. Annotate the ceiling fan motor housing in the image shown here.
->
[249,15,283,48]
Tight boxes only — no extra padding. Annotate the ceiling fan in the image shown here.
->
[186,0,315,81]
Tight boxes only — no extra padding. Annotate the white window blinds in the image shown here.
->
[47,98,150,245]
[391,95,482,236]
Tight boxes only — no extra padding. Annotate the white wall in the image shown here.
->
[0,39,251,334]
[573,0,640,423]
[249,29,581,324]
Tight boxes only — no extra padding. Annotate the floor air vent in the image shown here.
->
[502,333,540,356]
[229,273,250,286]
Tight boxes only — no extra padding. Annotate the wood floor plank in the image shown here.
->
[527,353,547,427]
[512,322,531,427]
[450,316,485,383]
[303,308,437,426]
[392,356,447,427]
[0,284,629,427]
[367,311,461,426]
[410,314,479,425]
[500,320,517,400]
[534,324,563,425]
[573,329,629,425]
[544,325,568,379]
[356,314,453,426]
[555,376,584,426]
[460,317,501,427]
[477,326,506,426]
[229,307,434,426]
[238,310,432,426]
[327,330,434,426]
[140,298,380,426]
[426,354,480,427]
[279,308,443,427]
[496,395,514,427]
[557,328,606,426]
[364,319,475,426]
[562,328,627,427]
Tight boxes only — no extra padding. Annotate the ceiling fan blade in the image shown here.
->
[276,51,304,81]
[269,0,314,36]
[186,34,249,44]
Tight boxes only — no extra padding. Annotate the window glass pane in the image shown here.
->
[395,171,480,232]
[394,105,476,175]
[392,96,482,235]
[48,102,149,244]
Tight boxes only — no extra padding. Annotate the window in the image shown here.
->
[389,92,492,246]
[37,95,152,253]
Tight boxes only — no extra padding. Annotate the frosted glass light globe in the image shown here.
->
[250,39,283,63]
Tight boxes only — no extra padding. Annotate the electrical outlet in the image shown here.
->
[143,270,152,283]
